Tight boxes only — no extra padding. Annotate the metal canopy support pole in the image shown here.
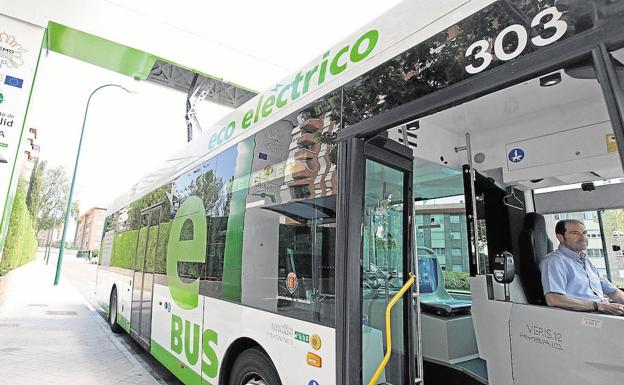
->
[54,84,132,285]
[592,44,624,170]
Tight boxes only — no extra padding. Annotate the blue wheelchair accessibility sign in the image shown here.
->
[508,148,525,163]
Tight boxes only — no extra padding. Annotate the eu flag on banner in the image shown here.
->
[4,75,24,88]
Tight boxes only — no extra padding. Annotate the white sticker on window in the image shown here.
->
[582,317,602,329]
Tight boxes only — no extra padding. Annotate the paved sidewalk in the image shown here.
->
[0,253,160,385]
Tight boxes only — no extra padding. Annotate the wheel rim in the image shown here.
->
[240,372,267,385]
[110,293,117,325]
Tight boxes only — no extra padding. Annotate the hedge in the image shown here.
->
[0,181,38,275]
[442,271,470,291]
[109,222,170,273]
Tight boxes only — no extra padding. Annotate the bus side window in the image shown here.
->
[240,106,338,327]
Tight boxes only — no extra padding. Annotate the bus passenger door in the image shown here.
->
[130,205,162,349]
[337,136,419,385]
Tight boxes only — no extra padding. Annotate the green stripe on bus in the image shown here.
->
[117,313,131,333]
[151,340,205,385]
[221,136,255,302]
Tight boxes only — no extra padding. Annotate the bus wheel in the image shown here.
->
[229,348,282,385]
[109,287,123,334]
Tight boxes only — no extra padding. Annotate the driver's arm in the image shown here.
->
[545,292,624,315]
[544,292,595,311]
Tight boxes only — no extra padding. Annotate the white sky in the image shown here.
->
[26,1,401,214]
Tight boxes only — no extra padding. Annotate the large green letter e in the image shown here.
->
[166,196,206,310]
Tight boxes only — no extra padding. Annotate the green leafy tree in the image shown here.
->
[35,166,77,232]
[190,170,225,216]
[330,0,557,128]
[25,159,46,219]
[126,184,171,230]
[604,209,624,237]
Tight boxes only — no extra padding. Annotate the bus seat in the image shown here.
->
[518,213,553,305]
[419,256,471,316]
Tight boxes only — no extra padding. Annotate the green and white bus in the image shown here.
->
[96,1,624,384]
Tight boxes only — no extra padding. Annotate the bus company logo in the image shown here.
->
[308,381,320,385]
[508,148,525,164]
[204,29,380,155]
[166,195,207,310]
[310,334,321,351]
[0,32,27,69]
[286,272,298,293]
[295,331,310,343]
[0,92,4,104]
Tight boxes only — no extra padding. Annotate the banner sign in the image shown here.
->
[0,14,44,255]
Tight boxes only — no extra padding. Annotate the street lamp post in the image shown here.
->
[54,84,134,285]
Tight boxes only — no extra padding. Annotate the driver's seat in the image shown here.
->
[518,212,553,305]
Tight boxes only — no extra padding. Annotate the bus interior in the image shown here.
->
[358,48,624,385]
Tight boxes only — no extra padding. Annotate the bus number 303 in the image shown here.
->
[465,6,568,74]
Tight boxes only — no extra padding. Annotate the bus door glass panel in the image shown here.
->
[140,206,161,345]
[362,158,411,385]
[131,212,150,335]
[412,159,470,293]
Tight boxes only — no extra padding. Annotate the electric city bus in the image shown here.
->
[95,0,624,384]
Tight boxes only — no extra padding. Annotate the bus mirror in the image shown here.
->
[493,251,515,285]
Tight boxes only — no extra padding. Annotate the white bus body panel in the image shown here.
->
[151,283,336,385]
[472,275,624,385]
[510,305,624,385]
[95,268,132,330]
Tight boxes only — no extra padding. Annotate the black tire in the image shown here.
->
[109,287,123,333]
[229,348,282,385]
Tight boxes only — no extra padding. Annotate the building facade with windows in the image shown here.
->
[414,203,469,272]
[74,207,107,251]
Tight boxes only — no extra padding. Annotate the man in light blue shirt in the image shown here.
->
[540,219,624,315]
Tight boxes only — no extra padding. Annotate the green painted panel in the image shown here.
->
[221,136,255,302]
[47,22,157,80]
[117,313,131,333]
[151,340,205,385]
[45,22,256,94]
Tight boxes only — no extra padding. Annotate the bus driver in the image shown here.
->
[540,219,624,315]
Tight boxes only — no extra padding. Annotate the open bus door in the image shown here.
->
[336,136,422,385]
[130,204,162,349]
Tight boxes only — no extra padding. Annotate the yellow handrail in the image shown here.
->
[367,273,415,385]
